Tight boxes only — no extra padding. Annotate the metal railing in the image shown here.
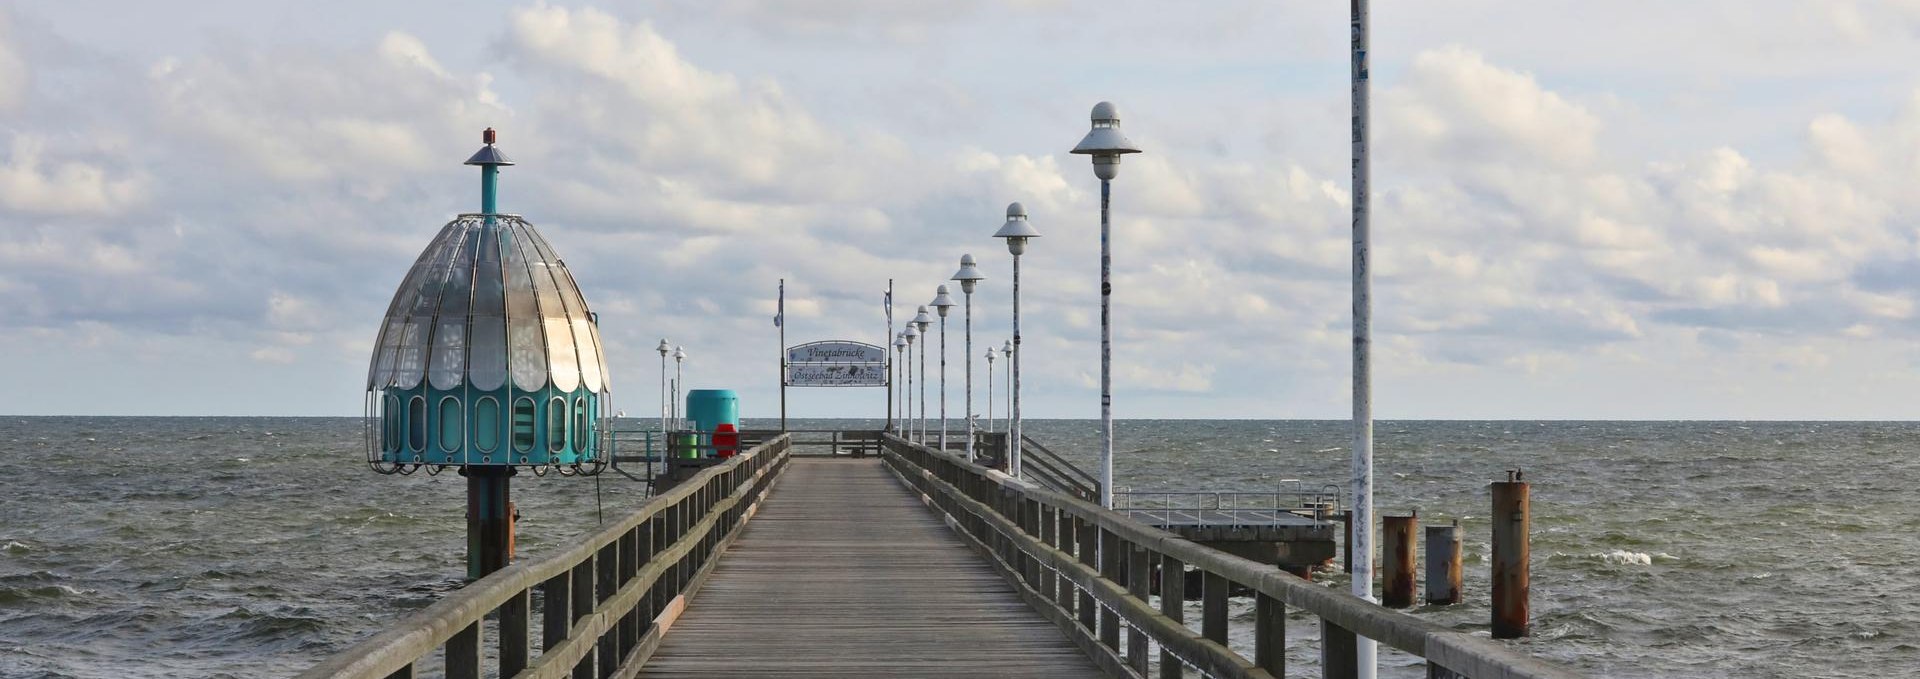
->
[1114,488,1342,527]
[880,434,1579,679]
[1018,434,1103,503]
[297,434,793,679]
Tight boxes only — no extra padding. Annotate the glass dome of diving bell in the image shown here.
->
[364,128,612,475]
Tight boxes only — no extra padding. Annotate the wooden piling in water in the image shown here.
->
[1491,471,1530,639]
[1425,520,1462,605]
[1381,512,1417,608]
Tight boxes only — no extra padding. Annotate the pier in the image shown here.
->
[299,431,1578,679]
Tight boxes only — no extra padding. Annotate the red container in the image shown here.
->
[713,423,740,458]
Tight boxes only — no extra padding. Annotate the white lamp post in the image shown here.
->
[656,339,671,441]
[1001,340,1013,443]
[931,285,956,452]
[673,346,686,430]
[984,348,997,435]
[992,203,1039,478]
[1072,100,1142,510]
[911,305,933,444]
[893,333,908,435]
[902,325,919,443]
[952,255,986,462]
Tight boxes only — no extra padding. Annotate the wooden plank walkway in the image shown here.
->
[640,458,1106,678]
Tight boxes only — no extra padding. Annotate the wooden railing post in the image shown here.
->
[1157,554,1184,679]
[570,558,594,679]
[1126,544,1151,674]
[500,588,530,675]
[618,528,640,658]
[1038,504,1058,602]
[596,541,619,677]
[446,620,481,679]
[542,571,571,652]
[1321,620,1357,679]
[1201,571,1228,645]
[1056,509,1076,614]
[1254,592,1284,676]
[1099,529,1122,651]
[1076,517,1098,633]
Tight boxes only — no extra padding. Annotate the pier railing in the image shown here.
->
[297,433,792,679]
[880,434,1579,679]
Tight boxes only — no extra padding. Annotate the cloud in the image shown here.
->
[5,3,1920,420]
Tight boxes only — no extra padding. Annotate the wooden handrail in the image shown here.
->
[298,434,794,679]
[879,434,1581,679]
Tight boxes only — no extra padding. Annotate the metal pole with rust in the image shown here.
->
[1381,512,1417,608]
[1492,470,1531,638]
[1348,0,1380,673]
[1427,520,1463,605]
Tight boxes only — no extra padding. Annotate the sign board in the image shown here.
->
[785,362,887,387]
[784,340,888,387]
[788,341,885,364]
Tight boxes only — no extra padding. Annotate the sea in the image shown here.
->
[1,417,1915,678]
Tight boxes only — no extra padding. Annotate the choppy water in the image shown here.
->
[2,417,1916,678]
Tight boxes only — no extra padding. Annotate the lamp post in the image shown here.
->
[984,348,996,435]
[903,325,919,443]
[673,346,686,430]
[992,203,1039,478]
[1001,340,1013,443]
[932,286,956,451]
[1350,4,1379,676]
[1072,100,1142,510]
[657,339,671,451]
[953,255,986,462]
[911,305,933,444]
[893,333,909,434]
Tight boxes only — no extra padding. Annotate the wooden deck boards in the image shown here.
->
[639,458,1106,678]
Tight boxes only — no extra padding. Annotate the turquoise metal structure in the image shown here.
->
[364,129,613,476]
[685,389,741,434]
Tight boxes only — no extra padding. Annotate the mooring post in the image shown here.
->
[1382,512,1417,608]
[465,467,515,579]
[1426,520,1462,605]
[1342,510,1354,576]
[1491,470,1531,639]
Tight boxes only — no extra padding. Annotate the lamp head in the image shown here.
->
[951,253,985,294]
[931,285,956,316]
[912,305,933,331]
[904,325,919,342]
[656,339,671,356]
[1070,101,1141,180]
[992,202,1040,256]
[674,347,686,361]
[894,335,908,350]
[1002,340,1013,356]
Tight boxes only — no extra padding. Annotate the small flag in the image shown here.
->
[775,280,784,327]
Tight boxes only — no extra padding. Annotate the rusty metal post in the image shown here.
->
[1381,512,1417,608]
[1340,509,1356,577]
[1491,471,1530,639]
[1426,521,1462,605]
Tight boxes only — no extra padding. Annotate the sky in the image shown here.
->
[6,1,1920,419]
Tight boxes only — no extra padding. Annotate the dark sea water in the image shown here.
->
[2,417,1916,678]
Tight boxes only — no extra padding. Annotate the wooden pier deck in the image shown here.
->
[640,457,1105,678]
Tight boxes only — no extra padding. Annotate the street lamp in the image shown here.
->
[657,339,671,448]
[911,305,934,444]
[952,255,986,462]
[1001,340,1013,442]
[931,285,956,452]
[893,333,909,434]
[902,325,919,443]
[1072,100,1142,510]
[992,202,1039,478]
[984,348,997,435]
[673,346,686,430]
